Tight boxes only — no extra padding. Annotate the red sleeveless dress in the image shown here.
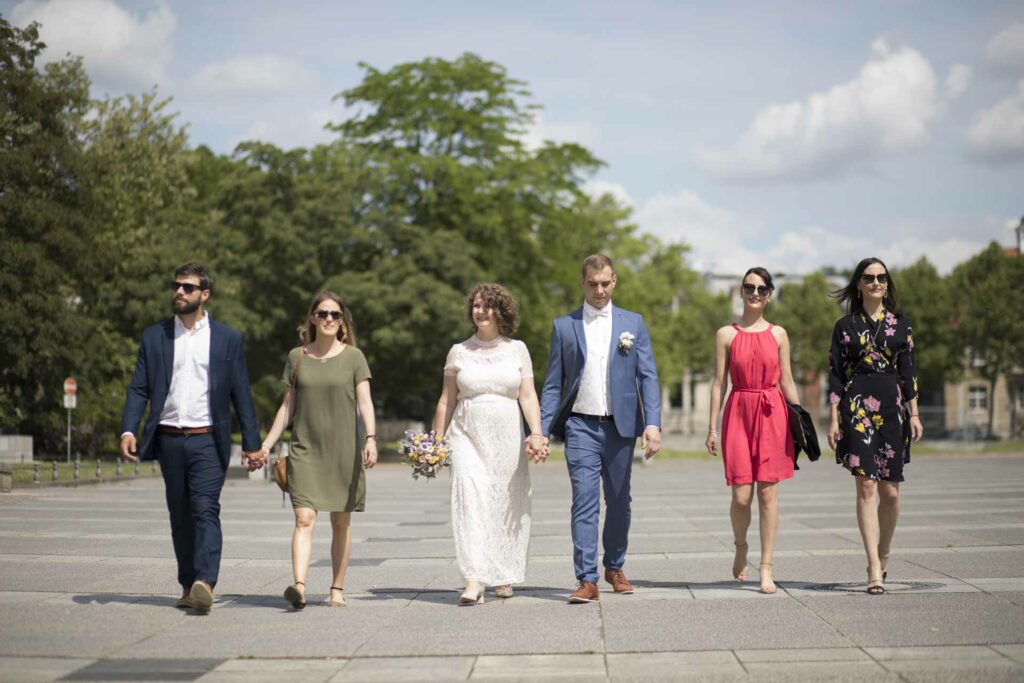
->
[721,324,794,486]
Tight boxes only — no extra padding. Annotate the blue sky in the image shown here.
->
[6,0,1024,274]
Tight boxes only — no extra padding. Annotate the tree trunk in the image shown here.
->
[987,373,998,438]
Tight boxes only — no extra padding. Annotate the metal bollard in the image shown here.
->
[115,459,122,477]
[95,459,102,478]
[73,461,80,480]
[52,460,58,482]
[33,462,40,484]
[134,461,140,476]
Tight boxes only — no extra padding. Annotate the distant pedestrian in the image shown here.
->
[260,291,377,609]
[827,258,923,595]
[119,263,263,614]
[705,267,800,594]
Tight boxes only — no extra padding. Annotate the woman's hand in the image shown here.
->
[363,439,378,469]
[525,434,548,463]
[705,431,718,456]
[910,415,924,442]
[827,421,840,452]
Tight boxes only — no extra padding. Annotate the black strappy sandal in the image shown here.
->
[284,580,305,609]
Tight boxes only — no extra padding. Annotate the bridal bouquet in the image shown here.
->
[401,430,452,480]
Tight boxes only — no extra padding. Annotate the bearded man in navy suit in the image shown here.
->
[120,263,263,613]
[540,254,662,603]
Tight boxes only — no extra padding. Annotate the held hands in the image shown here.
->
[705,431,718,456]
[525,434,549,463]
[119,434,139,462]
[242,446,268,472]
[641,426,661,460]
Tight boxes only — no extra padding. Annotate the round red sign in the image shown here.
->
[64,378,77,395]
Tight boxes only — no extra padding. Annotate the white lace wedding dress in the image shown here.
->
[444,335,533,585]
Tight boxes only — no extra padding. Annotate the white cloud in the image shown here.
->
[229,108,334,151]
[583,180,634,208]
[946,64,972,99]
[191,54,315,97]
[986,22,1024,72]
[967,80,1024,163]
[521,111,598,151]
[699,39,940,183]
[11,0,175,89]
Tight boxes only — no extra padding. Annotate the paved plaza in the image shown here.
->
[1,453,1023,681]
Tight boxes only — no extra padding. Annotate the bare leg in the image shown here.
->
[291,508,317,598]
[731,484,753,581]
[756,482,778,594]
[855,477,884,590]
[329,512,352,604]
[877,482,901,577]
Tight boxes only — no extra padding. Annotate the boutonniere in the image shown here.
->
[618,331,635,353]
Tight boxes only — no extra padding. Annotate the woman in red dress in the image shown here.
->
[706,267,800,594]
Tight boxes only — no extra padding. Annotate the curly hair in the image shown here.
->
[465,283,519,337]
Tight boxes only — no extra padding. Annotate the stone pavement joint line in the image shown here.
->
[0,455,1022,681]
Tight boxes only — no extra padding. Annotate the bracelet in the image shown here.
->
[909,414,920,418]
[365,435,377,440]
[708,430,718,435]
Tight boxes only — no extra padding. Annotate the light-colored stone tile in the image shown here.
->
[332,656,473,681]
[880,659,1022,677]
[211,658,348,673]
[472,654,605,679]
[992,644,1024,663]
[735,647,870,663]
[744,661,888,677]
[607,651,743,679]
[965,577,1024,591]
[866,645,1004,661]
[0,656,95,683]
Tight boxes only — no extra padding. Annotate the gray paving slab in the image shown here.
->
[880,659,1024,682]
[472,654,605,679]
[330,656,473,681]
[0,657,96,683]
[606,651,744,679]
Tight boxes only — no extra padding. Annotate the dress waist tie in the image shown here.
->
[732,387,780,467]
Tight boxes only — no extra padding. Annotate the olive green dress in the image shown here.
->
[282,346,372,511]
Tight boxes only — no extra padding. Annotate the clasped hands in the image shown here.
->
[525,434,549,463]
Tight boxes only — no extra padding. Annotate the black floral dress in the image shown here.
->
[828,310,918,482]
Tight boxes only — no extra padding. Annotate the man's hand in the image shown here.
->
[120,434,138,462]
[641,426,661,460]
[242,449,265,471]
[525,434,549,463]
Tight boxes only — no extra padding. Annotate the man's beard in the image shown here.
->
[172,298,200,315]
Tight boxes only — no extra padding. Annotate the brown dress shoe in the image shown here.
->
[189,580,214,614]
[174,589,194,609]
[604,568,635,594]
[568,581,600,603]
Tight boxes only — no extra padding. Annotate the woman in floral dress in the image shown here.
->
[827,258,924,595]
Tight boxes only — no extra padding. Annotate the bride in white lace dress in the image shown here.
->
[432,284,548,605]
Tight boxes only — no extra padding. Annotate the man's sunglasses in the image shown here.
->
[741,284,771,296]
[861,273,889,284]
[314,310,344,321]
[171,282,206,294]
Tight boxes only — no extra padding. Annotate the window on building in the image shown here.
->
[968,386,988,410]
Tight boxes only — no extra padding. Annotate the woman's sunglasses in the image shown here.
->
[861,273,889,284]
[741,284,771,296]
[314,310,343,321]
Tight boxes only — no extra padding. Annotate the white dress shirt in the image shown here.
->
[159,313,213,428]
[572,301,613,416]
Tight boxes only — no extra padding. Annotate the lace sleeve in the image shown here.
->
[517,340,534,379]
[443,344,460,377]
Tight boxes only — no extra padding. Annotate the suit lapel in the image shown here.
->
[208,318,222,400]
[609,308,624,362]
[161,319,174,388]
[571,308,587,364]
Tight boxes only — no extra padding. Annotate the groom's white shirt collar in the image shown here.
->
[583,300,613,319]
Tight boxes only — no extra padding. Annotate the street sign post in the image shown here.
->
[64,377,77,463]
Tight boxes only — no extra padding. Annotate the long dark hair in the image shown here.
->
[831,257,899,316]
[299,290,357,346]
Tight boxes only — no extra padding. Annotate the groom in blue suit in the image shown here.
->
[541,254,661,603]
[119,263,262,613]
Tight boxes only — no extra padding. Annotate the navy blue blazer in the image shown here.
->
[540,305,661,440]
[119,317,261,470]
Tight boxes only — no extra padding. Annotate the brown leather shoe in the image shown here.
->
[189,580,214,614]
[568,581,600,603]
[174,589,194,609]
[604,568,635,594]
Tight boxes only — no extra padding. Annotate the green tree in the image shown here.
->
[772,272,842,401]
[895,257,960,403]
[951,243,1024,436]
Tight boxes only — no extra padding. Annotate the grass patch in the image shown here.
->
[12,461,161,485]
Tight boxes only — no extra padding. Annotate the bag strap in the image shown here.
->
[291,346,306,391]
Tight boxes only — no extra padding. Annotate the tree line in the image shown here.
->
[2,18,1020,455]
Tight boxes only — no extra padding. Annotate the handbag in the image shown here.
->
[273,347,306,493]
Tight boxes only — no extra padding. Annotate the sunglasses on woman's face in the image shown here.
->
[170,282,204,295]
[861,273,889,284]
[741,283,771,296]
[314,310,343,321]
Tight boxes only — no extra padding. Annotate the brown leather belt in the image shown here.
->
[158,425,215,435]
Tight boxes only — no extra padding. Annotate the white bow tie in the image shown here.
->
[585,306,611,319]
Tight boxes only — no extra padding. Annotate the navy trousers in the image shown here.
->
[156,432,226,589]
[564,415,635,583]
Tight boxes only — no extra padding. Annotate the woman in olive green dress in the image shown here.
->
[262,291,377,609]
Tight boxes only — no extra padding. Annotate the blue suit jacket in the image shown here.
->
[540,305,661,440]
[119,317,262,470]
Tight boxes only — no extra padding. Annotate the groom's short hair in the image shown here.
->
[581,254,615,278]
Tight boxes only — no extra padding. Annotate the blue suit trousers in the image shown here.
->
[564,415,634,583]
[157,432,226,589]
